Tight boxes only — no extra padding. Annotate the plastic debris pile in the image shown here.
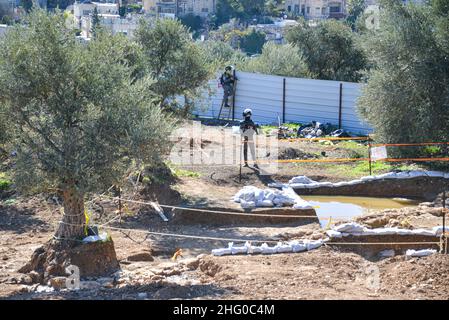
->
[297,121,342,138]
[233,186,312,209]
[82,232,108,243]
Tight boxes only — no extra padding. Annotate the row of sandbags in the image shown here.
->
[326,222,448,238]
[211,239,325,256]
[270,171,449,189]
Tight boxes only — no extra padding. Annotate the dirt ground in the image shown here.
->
[1,121,448,300]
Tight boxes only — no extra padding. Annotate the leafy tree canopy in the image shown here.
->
[286,19,368,82]
[357,0,449,160]
[242,42,309,78]
[0,10,176,238]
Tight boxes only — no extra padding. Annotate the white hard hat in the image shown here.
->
[243,108,252,116]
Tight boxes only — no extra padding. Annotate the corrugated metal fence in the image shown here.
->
[192,71,372,134]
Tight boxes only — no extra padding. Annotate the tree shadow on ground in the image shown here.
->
[0,205,49,234]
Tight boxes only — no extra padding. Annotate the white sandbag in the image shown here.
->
[411,229,436,236]
[333,181,349,187]
[82,232,108,243]
[316,182,334,187]
[360,175,375,182]
[231,245,248,255]
[289,183,305,189]
[406,249,437,257]
[293,200,313,210]
[334,222,365,234]
[346,179,362,185]
[290,240,307,253]
[408,171,426,178]
[376,172,396,179]
[276,242,293,253]
[260,243,277,254]
[304,239,323,251]
[257,199,274,207]
[264,190,276,201]
[212,248,232,256]
[394,172,410,179]
[244,241,262,254]
[370,228,399,235]
[425,171,445,177]
[240,200,256,209]
[326,230,343,238]
[289,176,316,184]
[433,226,449,236]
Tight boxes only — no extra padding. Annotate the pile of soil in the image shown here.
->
[379,254,449,299]
[278,147,319,160]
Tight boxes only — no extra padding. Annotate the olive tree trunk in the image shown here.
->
[55,187,86,240]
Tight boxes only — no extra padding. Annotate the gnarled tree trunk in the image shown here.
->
[55,187,85,240]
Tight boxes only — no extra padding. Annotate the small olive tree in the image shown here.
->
[357,0,449,158]
[0,10,176,241]
[242,42,309,78]
[135,18,211,109]
[286,19,368,82]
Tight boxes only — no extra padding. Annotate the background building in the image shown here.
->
[284,0,347,20]
[143,0,215,17]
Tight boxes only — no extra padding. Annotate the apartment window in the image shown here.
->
[83,10,91,15]
[329,5,341,13]
[306,7,310,14]
[201,7,208,12]
[287,5,291,12]
[294,4,299,14]
[315,7,320,15]
[322,7,326,15]
[301,4,305,15]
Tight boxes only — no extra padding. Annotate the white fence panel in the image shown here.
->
[191,71,372,134]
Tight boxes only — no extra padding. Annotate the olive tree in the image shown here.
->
[198,40,247,71]
[286,19,368,82]
[242,42,309,78]
[357,0,449,158]
[0,10,176,242]
[135,18,211,109]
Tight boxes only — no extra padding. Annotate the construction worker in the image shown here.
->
[220,66,237,108]
[240,108,259,169]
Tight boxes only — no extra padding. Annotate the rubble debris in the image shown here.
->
[297,121,338,138]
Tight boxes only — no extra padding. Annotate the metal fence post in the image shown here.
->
[338,83,343,129]
[282,78,286,124]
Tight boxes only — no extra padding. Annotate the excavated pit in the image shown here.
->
[169,206,318,226]
[293,176,449,201]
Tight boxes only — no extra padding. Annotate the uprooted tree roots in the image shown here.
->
[18,239,120,284]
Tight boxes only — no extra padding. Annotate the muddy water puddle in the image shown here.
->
[300,196,419,227]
